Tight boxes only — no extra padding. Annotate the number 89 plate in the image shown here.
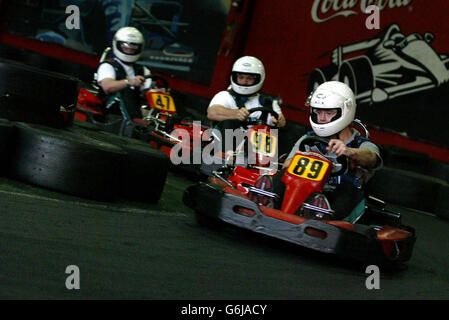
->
[287,154,329,181]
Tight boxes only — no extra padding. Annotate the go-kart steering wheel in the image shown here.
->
[243,107,279,128]
[144,74,169,91]
[298,135,348,176]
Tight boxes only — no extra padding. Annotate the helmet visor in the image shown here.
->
[117,41,142,55]
[311,108,341,124]
[231,72,261,87]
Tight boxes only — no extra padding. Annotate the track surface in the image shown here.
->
[0,172,448,300]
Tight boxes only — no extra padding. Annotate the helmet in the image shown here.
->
[112,27,144,63]
[230,56,265,96]
[307,81,356,137]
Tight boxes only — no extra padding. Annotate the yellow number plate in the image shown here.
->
[150,93,176,112]
[249,131,277,157]
[287,155,329,181]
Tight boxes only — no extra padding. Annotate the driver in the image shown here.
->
[207,56,286,132]
[96,26,152,120]
[266,81,382,220]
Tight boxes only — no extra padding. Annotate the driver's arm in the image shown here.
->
[271,113,286,128]
[346,147,378,168]
[99,76,146,94]
[327,139,379,169]
[207,105,250,122]
[282,157,293,169]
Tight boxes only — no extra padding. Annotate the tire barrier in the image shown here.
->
[68,124,169,203]
[0,59,79,128]
[7,122,126,201]
[427,158,449,184]
[0,118,14,175]
[381,145,430,175]
[72,119,102,131]
[435,184,449,220]
[366,166,446,213]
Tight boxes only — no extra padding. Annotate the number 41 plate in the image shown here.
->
[149,92,176,112]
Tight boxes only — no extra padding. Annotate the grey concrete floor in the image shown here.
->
[0,172,448,301]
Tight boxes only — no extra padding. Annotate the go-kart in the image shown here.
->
[75,72,211,161]
[183,125,416,264]
[196,106,282,176]
[75,72,283,175]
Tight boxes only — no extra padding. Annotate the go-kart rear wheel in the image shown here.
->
[7,122,126,201]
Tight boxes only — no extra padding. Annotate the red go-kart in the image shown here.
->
[76,81,282,175]
[75,74,212,166]
[183,129,416,264]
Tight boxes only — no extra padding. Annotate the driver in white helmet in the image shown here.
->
[96,26,152,120]
[207,56,286,130]
[258,81,382,220]
[283,81,381,171]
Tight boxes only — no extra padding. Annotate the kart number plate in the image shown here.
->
[150,93,176,112]
[287,155,329,181]
[249,131,277,157]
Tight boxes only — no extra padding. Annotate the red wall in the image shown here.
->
[244,0,449,105]
[1,0,448,161]
[239,0,449,161]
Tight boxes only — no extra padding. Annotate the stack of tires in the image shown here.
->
[0,119,168,203]
[366,145,449,220]
[0,59,168,203]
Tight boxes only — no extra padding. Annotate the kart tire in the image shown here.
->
[338,56,374,95]
[427,159,449,184]
[0,118,14,175]
[307,64,338,95]
[0,59,79,123]
[381,145,430,175]
[7,122,126,201]
[435,184,449,220]
[72,119,102,131]
[67,127,169,203]
[366,166,445,213]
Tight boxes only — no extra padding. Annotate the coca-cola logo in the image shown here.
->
[311,0,412,23]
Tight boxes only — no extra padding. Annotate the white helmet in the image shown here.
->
[307,81,356,137]
[112,27,144,63]
[230,56,265,96]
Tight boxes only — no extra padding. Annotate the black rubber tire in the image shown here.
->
[435,184,449,220]
[427,158,449,184]
[0,58,79,110]
[68,126,169,203]
[366,166,445,213]
[7,122,126,201]
[0,58,79,127]
[72,119,102,131]
[0,118,14,175]
[381,145,430,175]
